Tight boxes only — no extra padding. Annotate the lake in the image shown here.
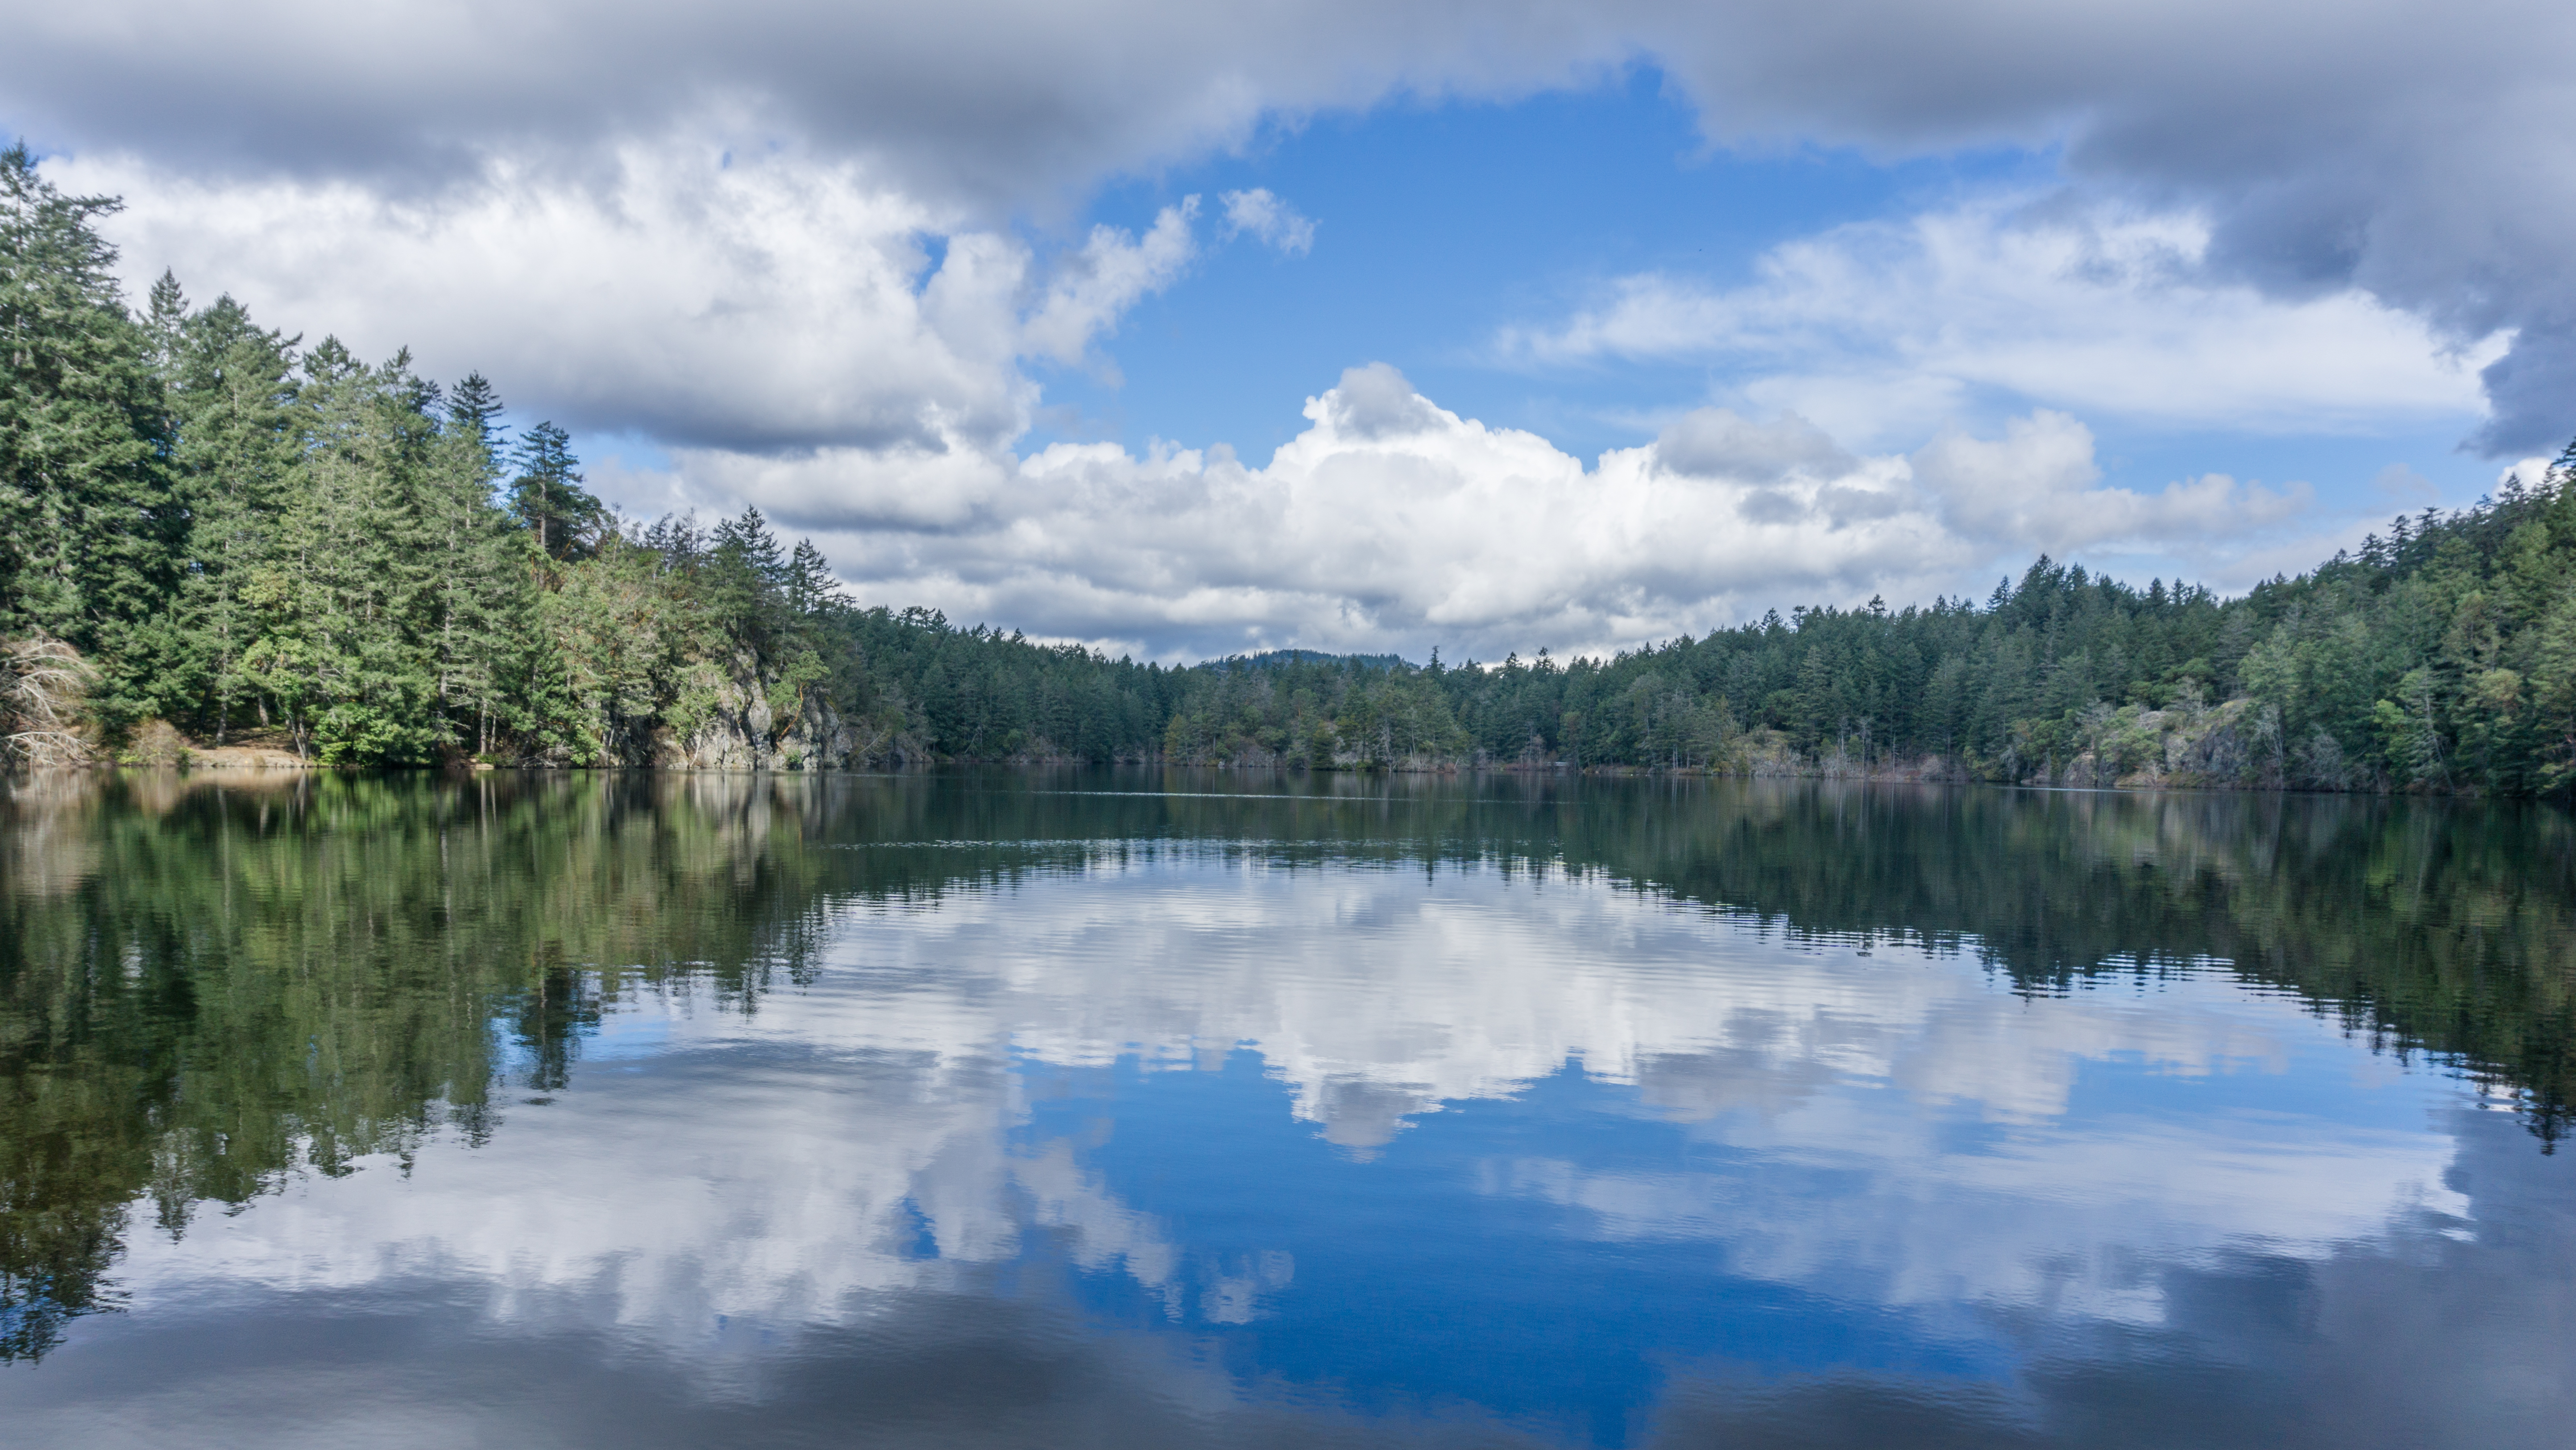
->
[3,770,2571,1448]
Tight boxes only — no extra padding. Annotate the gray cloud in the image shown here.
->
[1656,408,1856,481]
[1,1,1629,210]
[1642,0,2575,452]
[1328,362,1445,439]
[2475,332,2576,455]
[15,0,2565,447]
[1643,1110,2576,1450]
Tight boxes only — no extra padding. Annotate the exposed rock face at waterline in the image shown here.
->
[651,653,882,771]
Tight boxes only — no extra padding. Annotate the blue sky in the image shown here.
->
[1039,73,1990,458]
[12,0,2564,659]
[1041,73,2503,522]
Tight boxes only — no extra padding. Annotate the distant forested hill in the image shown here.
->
[7,146,2576,793]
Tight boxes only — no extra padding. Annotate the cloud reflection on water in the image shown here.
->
[22,854,2529,1444]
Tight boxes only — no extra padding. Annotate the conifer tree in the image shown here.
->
[422,373,529,755]
[142,269,185,373]
[787,538,845,618]
[242,340,447,762]
[707,506,788,660]
[161,289,300,742]
[0,142,185,723]
[507,421,602,561]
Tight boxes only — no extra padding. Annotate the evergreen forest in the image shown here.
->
[8,146,2576,795]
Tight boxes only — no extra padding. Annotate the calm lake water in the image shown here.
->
[4,770,2572,1448]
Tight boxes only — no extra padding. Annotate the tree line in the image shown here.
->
[1154,465,2576,795]
[0,143,1186,769]
[6,144,2575,792]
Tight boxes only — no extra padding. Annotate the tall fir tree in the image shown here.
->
[240,340,448,762]
[422,372,531,756]
[507,420,602,562]
[161,288,301,742]
[0,142,185,724]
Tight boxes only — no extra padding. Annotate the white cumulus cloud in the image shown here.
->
[1500,200,2501,449]
[634,367,2352,661]
[55,143,1214,455]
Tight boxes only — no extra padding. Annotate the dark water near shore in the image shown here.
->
[4,769,2573,1448]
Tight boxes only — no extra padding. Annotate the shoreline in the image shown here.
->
[13,756,2486,799]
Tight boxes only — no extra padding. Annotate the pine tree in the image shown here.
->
[786,538,845,618]
[422,373,530,758]
[143,270,185,374]
[0,142,185,725]
[706,507,788,659]
[162,290,300,742]
[506,421,601,561]
[242,340,447,762]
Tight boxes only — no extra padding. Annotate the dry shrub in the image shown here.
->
[117,718,191,767]
[2,635,101,768]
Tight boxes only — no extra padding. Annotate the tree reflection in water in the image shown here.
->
[0,767,2569,1400]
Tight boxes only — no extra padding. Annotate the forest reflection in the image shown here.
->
[3,767,2571,1364]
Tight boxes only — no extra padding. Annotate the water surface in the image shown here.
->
[4,771,2572,1447]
